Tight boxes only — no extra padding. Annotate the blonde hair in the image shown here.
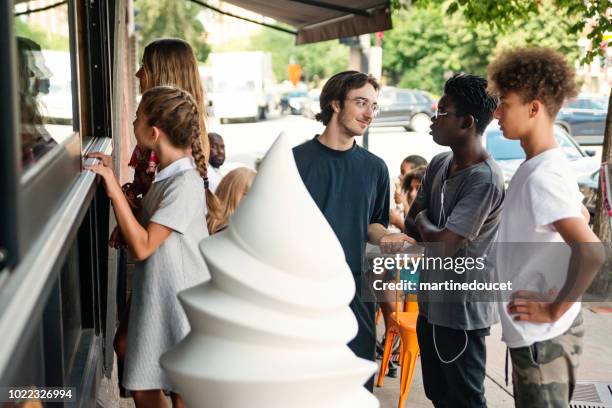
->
[141,38,222,225]
[141,38,209,164]
[207,167,256,234]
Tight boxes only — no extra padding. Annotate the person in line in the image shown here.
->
[87,86,210,408]
[404,74,503,407]
[390,164,427,231]
[293,70,413,392]
[400,155,428,178]
[488,47,605,408]
[402,166,427,211]
[207,167,256,234]
[110,38,222,393]
[207,132,226,193]
[391,155,428,229]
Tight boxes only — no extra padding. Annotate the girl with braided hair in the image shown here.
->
[87,86,210,408]
[108,38,222,398]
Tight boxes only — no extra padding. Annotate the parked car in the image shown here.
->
[483,120,599,217]
[302,88,321,119]
[555,94,608,145]
[371,87,436,133]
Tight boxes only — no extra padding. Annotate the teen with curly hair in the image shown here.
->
[489,47,605,407]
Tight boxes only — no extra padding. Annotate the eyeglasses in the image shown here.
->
[434,108,478,123]
[347,97,379,116]
[434,109,459,120]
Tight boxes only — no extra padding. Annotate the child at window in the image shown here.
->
[86,86,210,408]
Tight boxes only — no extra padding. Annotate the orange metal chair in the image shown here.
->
[377,271,420,408]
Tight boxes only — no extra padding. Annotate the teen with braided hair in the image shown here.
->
[87,86,210,408]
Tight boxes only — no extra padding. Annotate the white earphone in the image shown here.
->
[433,175,468,364]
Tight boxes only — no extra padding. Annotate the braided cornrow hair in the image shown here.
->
[140,86,223,230]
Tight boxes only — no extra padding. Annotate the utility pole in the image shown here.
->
[345,34,371,148]
[342,33,384,150]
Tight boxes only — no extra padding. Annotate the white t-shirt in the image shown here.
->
[496,147,584,348]
[208,165,223,193]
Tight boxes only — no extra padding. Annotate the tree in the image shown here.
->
[382,4,497,93]
[396,0,611,294]
[135,0,211,63]
[442,0,609,66]
[383,1,580,95]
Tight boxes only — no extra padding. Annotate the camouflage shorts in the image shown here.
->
[510,313,584,408]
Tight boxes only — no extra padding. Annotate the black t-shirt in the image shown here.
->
[293,136,390,276]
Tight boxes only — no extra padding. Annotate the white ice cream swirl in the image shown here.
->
[161,134,378,407]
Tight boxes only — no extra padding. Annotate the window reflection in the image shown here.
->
[14,1,74,173]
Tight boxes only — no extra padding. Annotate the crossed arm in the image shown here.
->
[404,200,466,257]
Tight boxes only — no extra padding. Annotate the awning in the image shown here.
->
[217,0,392,45]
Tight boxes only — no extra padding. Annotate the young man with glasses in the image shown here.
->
[404,74,503,407]
[293,70,413,392]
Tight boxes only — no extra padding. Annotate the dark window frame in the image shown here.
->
[0,1,117,404]
[0,0,19,271]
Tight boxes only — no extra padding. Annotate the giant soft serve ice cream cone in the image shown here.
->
[161,134,379,407]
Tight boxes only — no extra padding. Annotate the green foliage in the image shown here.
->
[494,1,580,63]
[213,27,348,83]
[383,1,580,94]
[383,4,496,93]
[293,40,348,83]
[135,0,211,63]
[14,17,69,51]
[443,0,611,64]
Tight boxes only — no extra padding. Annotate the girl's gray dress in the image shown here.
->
[123,166,210,391]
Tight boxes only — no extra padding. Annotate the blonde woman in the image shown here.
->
[207,167,257,234]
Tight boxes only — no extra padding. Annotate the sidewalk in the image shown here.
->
[100,304,612,407]
[375,303,612,407]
